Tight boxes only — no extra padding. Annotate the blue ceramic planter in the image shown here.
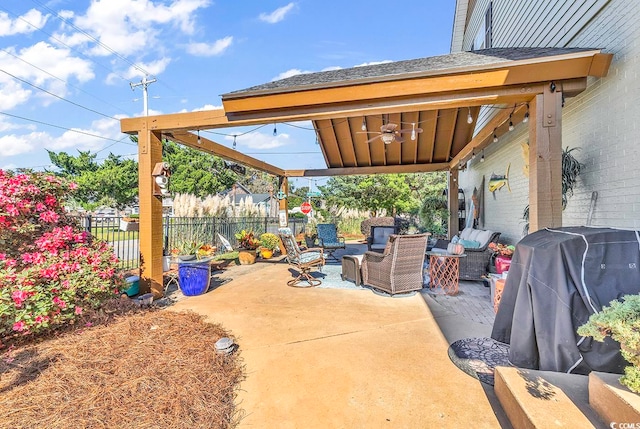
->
[177,258,211,296]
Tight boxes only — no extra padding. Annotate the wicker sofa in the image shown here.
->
[433,227,501,282]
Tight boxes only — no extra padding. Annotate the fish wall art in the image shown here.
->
[489,164,510,197]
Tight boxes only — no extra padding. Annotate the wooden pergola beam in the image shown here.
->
[167,131,286,177]
[285,162,450,177]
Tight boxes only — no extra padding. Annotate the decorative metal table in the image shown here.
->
[426,252,466,296]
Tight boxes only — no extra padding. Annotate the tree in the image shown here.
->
[320,174,419,216]
[48,150,138,210]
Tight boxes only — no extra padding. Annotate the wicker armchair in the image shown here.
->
[361,233,429,295]
[433,230,501,281]
[367,225,398,253]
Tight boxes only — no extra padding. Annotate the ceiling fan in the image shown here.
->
[359,122,423,144]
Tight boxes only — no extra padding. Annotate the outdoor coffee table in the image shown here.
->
[426,252,466,296]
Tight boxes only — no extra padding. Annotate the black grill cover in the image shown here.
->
[491,227,640,374]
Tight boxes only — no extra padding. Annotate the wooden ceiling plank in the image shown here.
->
[316,119,342,168]
[400,111,420,164]
[386,112,403,165]
[433,109,458,162]
[284,162,450,177]
[312,120,331,167]
[348,116,372,166]
[332,118,357,167]
[366,115,386,166]
[417,110,438,163]
[168,131,285,176]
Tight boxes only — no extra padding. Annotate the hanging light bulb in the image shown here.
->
[493,132,498,143]
[361,117,367,131]
[232,135,237,150]
[273,124,277,136]
[472,150,476,160]
[480,150,485,163]
[410,123,416,141]
[467,107,473,124]
[523,104,530,123]
[197,130,201,145]
[509,121,514,131]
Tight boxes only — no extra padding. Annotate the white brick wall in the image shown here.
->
[459,0,640,243]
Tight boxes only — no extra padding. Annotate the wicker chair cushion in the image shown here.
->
[474,229,494,247]
[300,251,323,263]
[459,227,474,240]
[459,239,481,248]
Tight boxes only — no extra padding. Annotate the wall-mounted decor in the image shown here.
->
[488,164,510,197]
[521,141,529,177]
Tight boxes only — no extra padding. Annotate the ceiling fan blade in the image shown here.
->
[357,131,381,134]
[397,128,424,134]
[380,123,398,132]
[395,136,405,144]
[366,135,381,144]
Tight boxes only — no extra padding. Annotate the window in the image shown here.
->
[472,1,493,50]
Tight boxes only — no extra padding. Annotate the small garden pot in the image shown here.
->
[495,255,512,274]
[238,249,257,265]
[260,248,273,259]
[177,258,211,296]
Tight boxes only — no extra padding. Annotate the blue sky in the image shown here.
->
[0,0,455,178]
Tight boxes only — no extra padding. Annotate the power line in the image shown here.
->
[0,69,121,121]
[0,46,134,117]
[0,110,136,144]
[0,4,131,84]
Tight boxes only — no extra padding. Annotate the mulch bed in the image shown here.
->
[0,305,244,428]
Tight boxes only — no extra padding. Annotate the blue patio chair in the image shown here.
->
[316,223,346,262]
[278,228,325,287]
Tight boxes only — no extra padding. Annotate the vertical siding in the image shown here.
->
[457,0,640,242]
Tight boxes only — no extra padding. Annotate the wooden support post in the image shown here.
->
[528,88,563,232]
[278,176,289,226]
[448,169,460,239]
[138,128,165,297]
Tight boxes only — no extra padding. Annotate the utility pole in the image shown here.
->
[130,75,157,116]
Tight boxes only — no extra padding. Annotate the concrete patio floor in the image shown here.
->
[168,257,509,428]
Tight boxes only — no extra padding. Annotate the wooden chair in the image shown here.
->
[278,228,325,287]
[361,233,429,295]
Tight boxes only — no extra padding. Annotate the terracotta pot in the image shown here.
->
[261,248,273,259]
[238,249,257,265]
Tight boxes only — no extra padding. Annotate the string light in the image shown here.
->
[467,107,473,124]
[523,104,530,123]
[508,114,514,131]
[197,130,201,144]
[410,123,416,141]
[493,130,498,143]
[273,124,277,136]
[232,135,237,149]
[361,117,367,131]
[472,150,476,160]
[480,150,485,162]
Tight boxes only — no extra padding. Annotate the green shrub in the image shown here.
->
[577,294,640,393]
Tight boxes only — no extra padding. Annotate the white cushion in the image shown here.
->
[475,229,494,247]
[468,229,482,241]
[459,227,474,240]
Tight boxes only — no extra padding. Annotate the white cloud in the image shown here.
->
[56,0,211,57]
[354,60,392,67]
[0,132,42,157]
[107,57,171,83]
[226,131,290,150]
[259,3,295,24]
[0,42,95,109]
[45,117,124,152]
[0,9,49,36]
[272,65,341,81]
[192,104,222,112]
[186,36,233,56]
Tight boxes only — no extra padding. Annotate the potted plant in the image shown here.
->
[120,213,140,231]
[578,295,640,393]
[234,229,260,265]
[172,240,204,261]
[259,233,280,259]
[488,242,516,274]
[171,241,214,296]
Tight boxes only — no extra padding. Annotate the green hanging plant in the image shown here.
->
[522,146,584,234]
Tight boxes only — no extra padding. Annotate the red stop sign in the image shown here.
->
[300,201,312,214]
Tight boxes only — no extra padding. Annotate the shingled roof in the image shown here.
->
[222,47,595,98]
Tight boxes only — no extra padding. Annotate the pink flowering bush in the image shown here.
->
[0,170,123,339]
